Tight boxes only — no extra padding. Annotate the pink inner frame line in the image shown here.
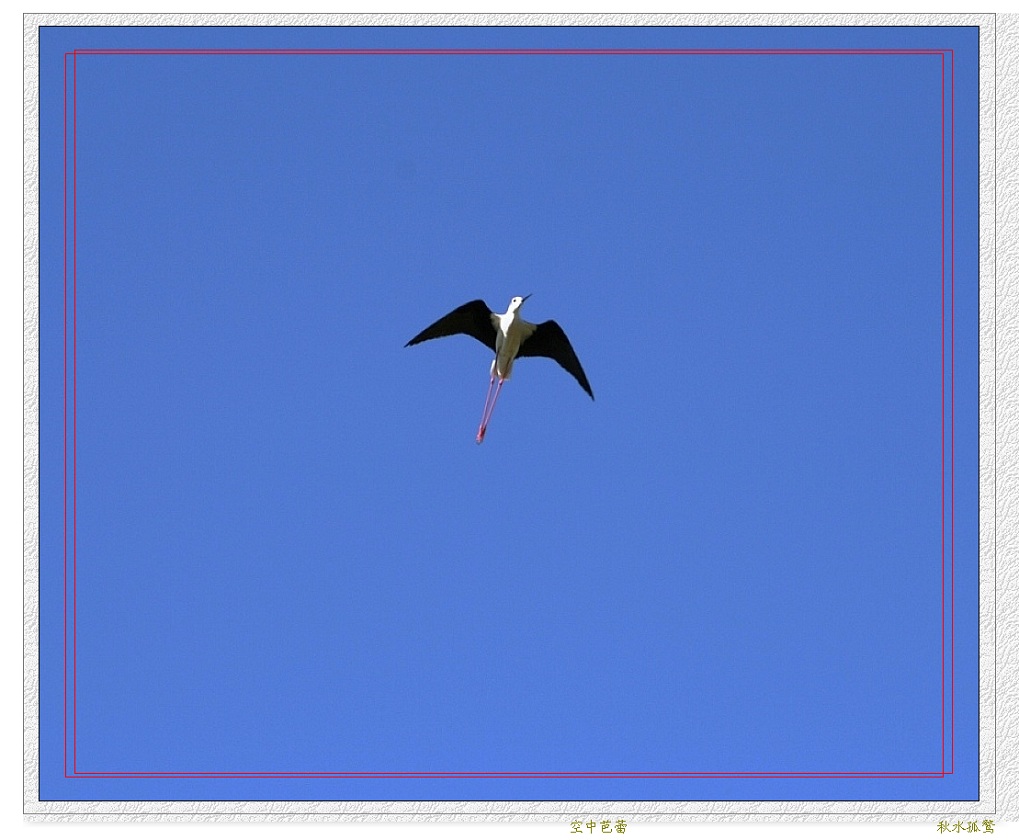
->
[61,47,957,781]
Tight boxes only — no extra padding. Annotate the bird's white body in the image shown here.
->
[490,298,535,380]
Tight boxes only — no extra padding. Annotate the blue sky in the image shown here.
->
[40,25,979,801]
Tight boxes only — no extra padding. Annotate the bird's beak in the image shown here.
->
[522,293,532,302]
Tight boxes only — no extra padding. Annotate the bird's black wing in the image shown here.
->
[516,320,594,399]
[404,300,497,351]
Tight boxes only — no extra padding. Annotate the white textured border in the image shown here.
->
[993,9,1017,828]
[22,10,1006,823]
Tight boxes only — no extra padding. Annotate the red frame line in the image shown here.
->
[945,49,953,778]
[74,49,951,55]
[73,47,79,782]
[62,49,68,778]
[940,48,945,779]
[62,47,957,781]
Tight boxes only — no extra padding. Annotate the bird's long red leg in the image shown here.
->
[476,375,496,444]
[476,377,505,444]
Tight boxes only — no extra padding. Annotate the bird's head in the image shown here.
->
[508,294,532,312]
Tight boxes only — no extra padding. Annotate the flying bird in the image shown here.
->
[405,295,593,444]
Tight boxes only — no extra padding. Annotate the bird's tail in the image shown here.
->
[491,356,514,380]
